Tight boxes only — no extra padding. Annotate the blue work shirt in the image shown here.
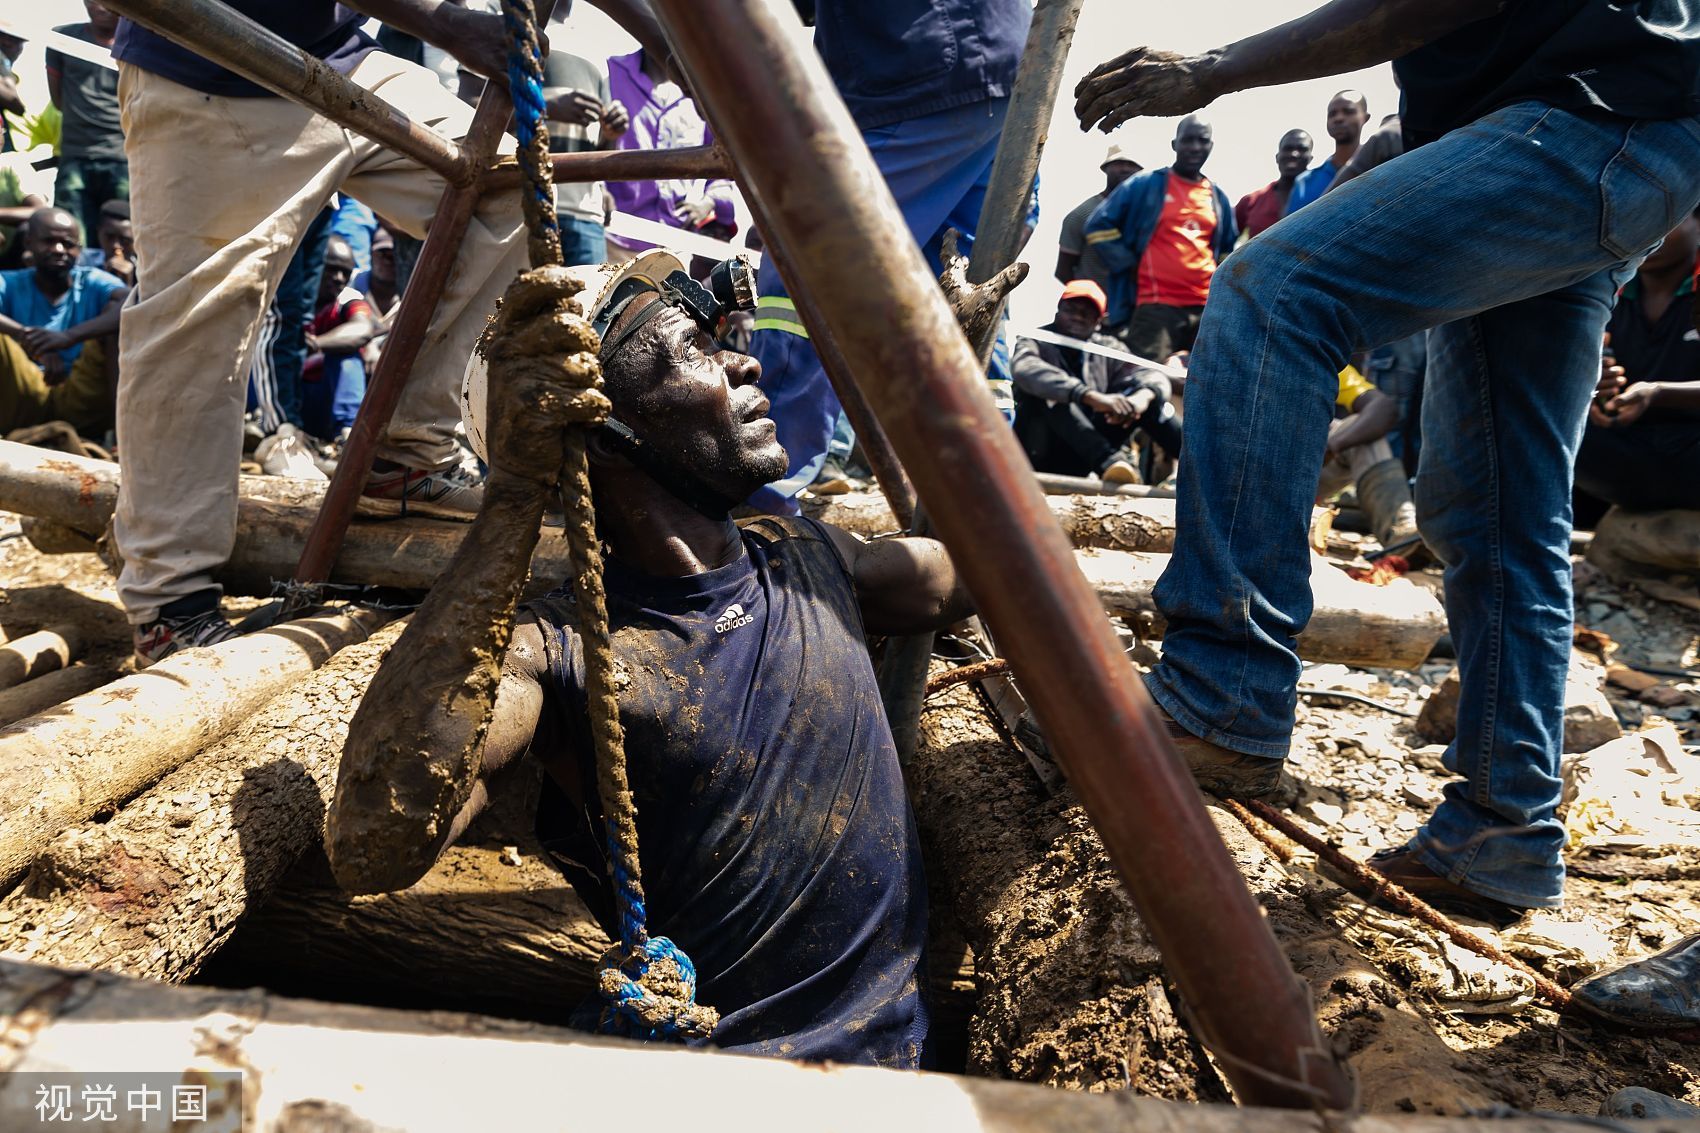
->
[812,0,1029,128]
[526,516,930,1066]
[1283,160,1340,216]
[0,266,126,366]
[114,4,374,98]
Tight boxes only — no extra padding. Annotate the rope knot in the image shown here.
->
[597,937,720,1041]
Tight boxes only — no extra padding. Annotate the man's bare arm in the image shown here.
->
[437,618,550,849]
[347,0,671,81]
[0,72,23,116]
[820,525,972,637]
[1076,0,1507,132]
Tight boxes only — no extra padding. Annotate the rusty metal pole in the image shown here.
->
[100,0,470,184]
[879,0,1083,761]
[654,0,1353,1110]
[482,145,736,189]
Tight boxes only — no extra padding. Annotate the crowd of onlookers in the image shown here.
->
[0,3,1693,551]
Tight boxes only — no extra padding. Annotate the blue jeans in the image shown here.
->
[303,352,367,440]
[747,98,1015,514]
[557,213,607,267]
[1148,103,1700,908]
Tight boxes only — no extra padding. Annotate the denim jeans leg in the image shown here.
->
[1146,103,1700,904]
[1411,273,1624,907]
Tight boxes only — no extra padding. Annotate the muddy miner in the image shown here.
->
[330,253,974,1064]
[8,0,1700,1128]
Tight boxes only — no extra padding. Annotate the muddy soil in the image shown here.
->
[0,508,1695,1114]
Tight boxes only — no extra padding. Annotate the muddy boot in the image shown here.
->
[1586,507,1700,611]
[1356,457,1425,558]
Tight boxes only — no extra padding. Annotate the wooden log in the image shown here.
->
[807,491,1180,553]
[0,664,115,727]
[0,439,576,594]
[0,608,388,892]
[0,445,1443,668]
[0,621,405,977]
[1036,470,1175,499]
[1082,549,1446,670]
[910,677,1495,1113]
[0,956,1604,1133]
[209,843,609,1016]
[0,625,80,690]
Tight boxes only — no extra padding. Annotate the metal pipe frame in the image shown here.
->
[99,0,471,185]
[483,145,737,190]
[292,49,527,589]
[653,0,1353,1111]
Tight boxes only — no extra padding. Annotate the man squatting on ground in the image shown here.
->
[329,254,972,1065]
[107,0,666,665]
[1074,0,1700,927]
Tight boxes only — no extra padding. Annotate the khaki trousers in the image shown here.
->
[0,336,114,436]
[112,54,526,622]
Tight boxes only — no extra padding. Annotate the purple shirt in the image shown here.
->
[605,50,736,252]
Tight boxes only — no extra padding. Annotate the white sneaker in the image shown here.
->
[255,424,329,481]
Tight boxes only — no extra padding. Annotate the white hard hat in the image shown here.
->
[460,248,689,464]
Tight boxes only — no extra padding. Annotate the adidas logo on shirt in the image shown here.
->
[715,603,754,634]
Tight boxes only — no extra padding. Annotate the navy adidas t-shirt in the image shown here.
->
[525,516,930,1066]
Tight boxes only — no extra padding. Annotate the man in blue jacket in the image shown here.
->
[1084,114,1235,363]
[747,0,1031,514]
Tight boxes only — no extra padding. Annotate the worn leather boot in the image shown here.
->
[1356,457,1426,558]
[1366,847,1526,929]
[1158,714,1287,800]
[1570,934,1700,1033]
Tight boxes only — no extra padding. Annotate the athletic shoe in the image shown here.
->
[133,606,242,667]
[1100,451,1142,486]
[360,462,485,520]
[254,424,328,481]
[811,457,853,496]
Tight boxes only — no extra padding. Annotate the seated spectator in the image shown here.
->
[78,199,135,284]
[1284,90,1368,216]
[1013,280,1180,485]
[48,2,128,243]
[0,206,127,436]
[1317,364,1422,553]
[1235,129,1312,241]
[1577,209,1700,513]
[1055,144,1141,289]
[604,47,737,261]
[301,235,377,443]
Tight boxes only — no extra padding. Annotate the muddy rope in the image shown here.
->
[501,0,716,1042]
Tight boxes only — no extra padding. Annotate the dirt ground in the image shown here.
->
[0,508,1696,1114]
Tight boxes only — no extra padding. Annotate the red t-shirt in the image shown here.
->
[1136,171,1220,308]
[303,286,371,382]
[1234,180,1289,241]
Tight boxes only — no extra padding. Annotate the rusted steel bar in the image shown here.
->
[965,0,1084,286]
[747,204,916,529]
[483,145,736,190]
[291,79,519,589]
[99,0,470,185]
[655,0,1352,1110]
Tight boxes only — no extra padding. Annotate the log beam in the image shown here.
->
[0,955,1607,1133]
[0,621,403,971]
[0,608,388,892]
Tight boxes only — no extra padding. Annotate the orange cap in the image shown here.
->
[1059,279,1108,316]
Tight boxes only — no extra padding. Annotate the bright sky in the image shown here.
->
[7,1,1398,328]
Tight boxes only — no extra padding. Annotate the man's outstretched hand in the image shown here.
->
[1075,47,1220,132]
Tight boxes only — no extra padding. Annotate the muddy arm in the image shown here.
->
[327,268,604,896]
[1075,0,1506,131]
[937,229,1028,363]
